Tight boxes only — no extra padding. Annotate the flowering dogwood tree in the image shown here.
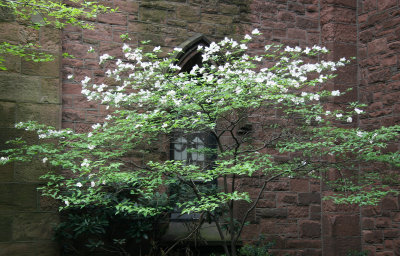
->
[1,30,400,255]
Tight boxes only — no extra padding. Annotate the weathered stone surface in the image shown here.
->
[0,74,42,103]
[323,215,360,237]
[0,183,37,211]
[13,212,58,241]
[290,179,309,192]
[21,55,60,77]
[176,5,200,22]
[40,78,61,104]
[0,22,20,42]
[0,102,16,128]
[323,237,361,256]
[15,103,61,128]
[298,193,321,205]
[14,160,51,182]
[0,215,12,242]
[363,230,384,244]
[258,208,288,218]
[0,241,59,256]
[140,7,168,23]
[300,220,321,238]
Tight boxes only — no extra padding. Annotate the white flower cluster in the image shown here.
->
[38,129,72,139]
[99,53,112,64]
[202,42,221,62]
[81,158,90,168]
[0,156,9,163]
[76,33,353,125]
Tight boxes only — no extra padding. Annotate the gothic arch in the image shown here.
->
[174,34,210,72]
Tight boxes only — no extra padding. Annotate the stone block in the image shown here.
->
[0,162,13,182]
[362,217,375,229]
[40,78,61,104]
[0,102,16,128]
[277,11,295,22]
[363,230,383,244]
[258,207,288,218]
[382,196,399,210]
[0,5,15,22]
[266,181,289,191]
[322,0,357,8]
[98,12,128,25]
[378,0,397,10]
[219,4,240,15]
[368,38,388,55]
[288,2,305,15]
[300,220,321,238]
[115,0,139,13]
[0,74,42,103]
[14,160,51,182]
[12,212,58,241]
[39,27,61,51]
[290,179,309,192]
[39,196,60,211]
[277,223,298,237]
[62,42,96,59]
[83,23,113,43]
[288,205,309,218]
[258,220,277,234]
[322,23,357,43]
[176,5,200,22]
[201,13,233,25]
[257,193,276,208]
[286,239,321,249]
[0,22,20,42]
[140,7,168,23]
[320,6,356,24]
[322,214,360,237]
[21,55,60,78]
[384,229,399,239]
[298,193,321,205]
[368,68,392,83]
[322,237,361,256]
[0,241,59,256]
[376,217,392,228]
[277,192,297,205]
[0,183,37,211]
[0,215,12,242]
[287,28,306,40]
[0,53,21,72]
[0,128,39,150]
[16,103,61,128]
[296,17,319,30]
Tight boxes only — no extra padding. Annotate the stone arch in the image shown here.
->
[174,34,210,72]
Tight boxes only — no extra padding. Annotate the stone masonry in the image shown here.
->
[0,6,61,256]
[0,0,399,255]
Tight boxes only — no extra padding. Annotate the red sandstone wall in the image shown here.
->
[60,0,400,255]
[358,1,400,255]
[241,1,325,255]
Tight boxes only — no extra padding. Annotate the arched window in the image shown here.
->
[170,34,216,168]
[169,34,217,221]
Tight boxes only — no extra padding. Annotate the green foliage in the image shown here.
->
[0,42,54,70]
[0,0,116,29]
[1,30,399,256]
[55,200,168,255]
[238,235,274,256]
[346,250,370,256]
[0,0,115,69]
